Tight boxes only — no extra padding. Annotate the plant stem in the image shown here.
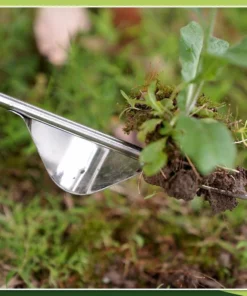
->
[185,8,217,115]
[187,81,204,114]
[207,8,217,50]
[185,84,195,113]
[169,82,187,103]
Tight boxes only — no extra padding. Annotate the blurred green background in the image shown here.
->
[0,8,247,288]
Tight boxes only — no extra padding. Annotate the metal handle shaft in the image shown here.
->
[0,93,141,159]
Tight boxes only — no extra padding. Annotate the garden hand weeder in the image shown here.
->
[0,93,246,200]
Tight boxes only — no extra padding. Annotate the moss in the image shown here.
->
[123,109,153,134]
[124,81,238,139]
[155,84,174,101]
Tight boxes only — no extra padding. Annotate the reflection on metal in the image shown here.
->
[25,120,140,195]
[0,93,141,195]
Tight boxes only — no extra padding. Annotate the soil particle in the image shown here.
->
[198,167,247,214]
[206,193,238,214]
[144,165,199,202]
[165,169,199,201]
[144,164,247,213]
[143,166,171,188]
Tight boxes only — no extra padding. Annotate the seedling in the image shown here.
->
[121,11,247,213]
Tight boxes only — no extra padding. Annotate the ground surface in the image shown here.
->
[0,8,247,288]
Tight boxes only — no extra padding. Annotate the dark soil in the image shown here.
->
[199,167,247,214]
[144,161,247,213]
[144,165,200,202]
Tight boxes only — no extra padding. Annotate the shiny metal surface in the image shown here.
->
[25,119,141,195]
[0,93,141,159]
[0,93,141,195]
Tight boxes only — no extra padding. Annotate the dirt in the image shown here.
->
[199,167,247,214]
[144,157,247,213]
[122,82,247,214]
[102,263,225,288]
[144,160,200,202]
[144,161,247,213]
[165,169,199,201]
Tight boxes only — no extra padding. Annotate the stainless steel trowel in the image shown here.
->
[0,93,246,200]
[0,93,142,195]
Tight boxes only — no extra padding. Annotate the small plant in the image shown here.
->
[121,10,247,213]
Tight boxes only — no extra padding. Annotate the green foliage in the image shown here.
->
[0,9,39,152]
[207,36,230,55]
[223,36,247,67]
[179,21,205,114]
[137,119,162,143]
[237,240,247,268]
[131,10,246,177]
[175,116,236,175]
[92,9,119,45]
[176,14,246,174]
[179,17,247,116]
[140,138,167,176]
[199,37,229,81]
[120,90,139,109]
[1,187,247,287]
[199,55,226,82]
[144,81,166,116]
[0,193,118,287]
[176,89,187,111]
[179,21,204,83]
[50,45,124,132]
[201,36,247,82]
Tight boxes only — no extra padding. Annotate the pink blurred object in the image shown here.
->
[113,124,143,147]
[34,8,91,65]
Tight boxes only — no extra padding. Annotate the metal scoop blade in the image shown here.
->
[0,93,141,195]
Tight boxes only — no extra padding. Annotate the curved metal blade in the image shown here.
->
[0,93,142,195]
[23,118,140,195]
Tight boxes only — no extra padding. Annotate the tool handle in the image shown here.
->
[0,93,141,159]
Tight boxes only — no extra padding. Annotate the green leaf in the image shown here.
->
[144,81,165,115]
[161,98,174,110]
[199,54,227,81]
[175,115,236,175]
[5,271,17,287]
[237,241,247,249]
[179,21,204,82]
[120,90,138,108]
[137,119,162,143]
[207,36,229,55]
[140,138,167,176]
[177,89,187,111]
[224,36,247,68]
[159,122,172,136]
[194,36,229,82]
[134,234,145,248]
[144,192,157,199]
